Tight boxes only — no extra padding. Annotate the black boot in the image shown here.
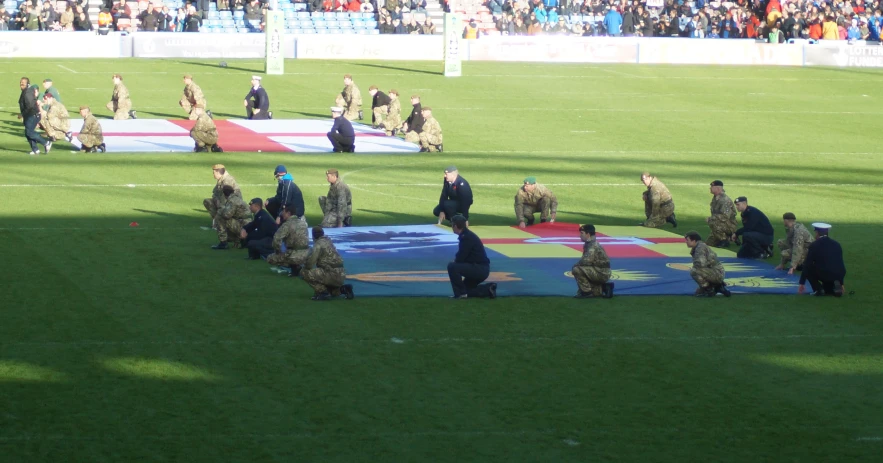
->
[311,292,332,301]
[129,110,137,119]
[341,284,355,300]
[211,144,224,153]
[717,283,731,297]
[833,280,843,297]
[98,143,106,153]
[358,110,363,120]
[667,213,678,228]
[487,283,497,299]
[207,110,213,119]
[603,282,615,299]
[211,242,228,250]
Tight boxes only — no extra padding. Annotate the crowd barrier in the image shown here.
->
[2,31,883,68]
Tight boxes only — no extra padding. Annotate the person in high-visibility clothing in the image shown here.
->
[98,8,112,30]
[462,18,480,39]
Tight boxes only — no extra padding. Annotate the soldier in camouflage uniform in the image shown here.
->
[190,106,222,153]
[640,172,677,228]
[418,107,443,153]
[179,74,208,121]
[211,185,251,250]
[40,93,71,143]
[302,226,354,301]
[685,231,730,297]
[266,205,311,272]
[318,168,353,228]
[380,89,402,136]
[106,74,135,120]
[572,224,614,298]
[76,106,105,153]
[203,164,241,226]
[775,212,814,275]
[705,180,737,247]
[334,74,362,121]
[515,176,558,228]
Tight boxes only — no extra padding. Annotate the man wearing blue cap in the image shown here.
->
[265,165,305,225]
[435,166,473,225]
[799,223,846,297]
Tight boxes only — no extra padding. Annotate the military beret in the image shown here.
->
[783,212,796,220]
[113,73,122,79]
[326,168,339,176]
[422,106,432,112]
[274,165,287,175]
[369,85,378,91]
[183,74,193,79]
[249,197,263,206]
[524,176,537,184]
[580,224,596,234]
[43,78,52,83]
[79,105,90,111]
[445,165,457,173]
[710,180,724,187]
[389,89,399,95]
[212,164,225,170]
[735,196,748,203]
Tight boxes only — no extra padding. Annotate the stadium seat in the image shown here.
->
[296,11,310,19]
[323,12,334,18]
[294,3,307,11]
[317,28,329,34]
[207,11,220,19]
[364,20,377,28]
[200,26,212,32]
[224,27,237,33]
[219,11,232,18]
[311,11,322,18]
[368,28,379,34]
[233,10,245,17]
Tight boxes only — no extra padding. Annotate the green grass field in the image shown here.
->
[1,58,882,462]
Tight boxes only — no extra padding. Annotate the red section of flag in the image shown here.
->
[169,120,295,153]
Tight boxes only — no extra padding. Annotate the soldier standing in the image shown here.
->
[417,107,443,152]
[775,212,814,275]
[334,74,362,121]
[40,93,71,143]
[368,85,391,128]
[705,180,737,247]
[685,230,731,297]
[301,226,354,301]
[319,168,353,228]
[434,166,473,225]
[77,106,105,153]
[106,74,135,120]
[266,205,311,274]
[514,176,558,228]
[572,224,614,298]
[203,164,241,227]
[179,74,208,120]
[402,95,424,143]
[190,106,222,152]
[640,171,677,228]
[380,89,402,136]
[211,185,251,250]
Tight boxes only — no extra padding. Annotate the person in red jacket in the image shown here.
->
[346,0,361,12]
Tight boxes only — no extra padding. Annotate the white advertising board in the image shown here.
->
[466,37,639,63]
[638,39,803,66]
[133,32,296,59]
[0,32,124,58]
[296,35,443,60]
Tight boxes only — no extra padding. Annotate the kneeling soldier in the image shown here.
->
[319,168,353,228]
[572,224,614,298]
[77,106,105,153]
[212,185,251,250]
[302,226,354,301]
[515,176,557,229]
[190,105,222,153]
[775,212,813,275]
[685,230,730,297]
[266,205,310,274]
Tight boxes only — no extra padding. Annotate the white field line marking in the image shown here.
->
[571,130,596,133]
[590,66,644,78]
[0,183,880,188]
[2,333,878,348]
[444,149,883,156]
[0,430,556,442]
[74,88,97,90]
[856,437,883,441]
[56,64,78,74]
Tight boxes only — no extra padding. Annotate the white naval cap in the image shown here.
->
[330,106,343,112]
[252,75,262,81]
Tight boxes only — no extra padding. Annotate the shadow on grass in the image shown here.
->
[178,60,261,73]
[344,61,442,76]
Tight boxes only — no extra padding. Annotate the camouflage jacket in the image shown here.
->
[212,173,241,204]
[218,195,250,221]
[342,83,362,109]
[193,112,217,135]
[112,83,129,103]
[183,82,206,106]
[514,183,558,220]
[46,101,70,129]
[709,192,737,229]
[577,239,610,268]
[783,222,814,267]
[305,236,345,270]
[646,177,673,208]
[691,242,723,271]
[326,180,352,217]
[386,98,402,127]
[273,216,309,252]
[81,114,103,138]
[421,116,442,142]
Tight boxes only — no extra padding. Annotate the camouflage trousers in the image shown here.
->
[335,95,360,121]
[518,200,552,224]
[318,196,350,228]
[372,105,388,124]
[217,218,248,243]
[404,131,420,144]
[302,267,346,294]
[777,240,806,267]
[572,265,611,296]
[706,222,736,246]
[203,198,220,219]
[419,132,442,152]
[191,128,218,147]
[106,100,132,120]
[77,133,102,148]
[381,116,401,135]
[690,267,725,288]
[43,117,70,140]
[180,100,199,120]
[266,249,310,268]
[642,199,675,228]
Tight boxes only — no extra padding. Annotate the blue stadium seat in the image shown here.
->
[284,10,295,18]
[356,29,370,35]
[317,28,329,34]
[311,11,323,18]
[200,27,212,33]
[329,28,343,34]
[302,28,316,33]
[296,11,310,19]
[239,27,250,33]
[224,27,237,33]
[291,28,303,34]
[364,20,377,28]
[323,12,335,18]
[233,10,245,18]
[368,29,379,34]
[207,11,220,19]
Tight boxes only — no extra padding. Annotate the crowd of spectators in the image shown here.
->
[376,0,438,33]
[477,0,883,40]
[3,0,95,30]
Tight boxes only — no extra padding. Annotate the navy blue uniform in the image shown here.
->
[245,86,270,120]
[242,209,278,259]
[735,205,774,258]
[404,102,424,133]
[800,236,846,294]
[434,175,474,221]
[371,90,391,124]
[327,116,355,152]
[447,227,494,298]
[266,175,305,219]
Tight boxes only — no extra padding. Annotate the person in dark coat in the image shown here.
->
[327,106,355,153]
[401,94,424,142]
[244,75,271,120]
[799,223,846,297]
[368,85,391,127]
[434,166,473,224]
[447,215,497,299]
[18,77,51,155]
[265,164,305,222]
[241,198,279,259]
[732,196,774,259]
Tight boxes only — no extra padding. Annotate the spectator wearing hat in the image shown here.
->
[798,223,846,297]
[319,169,353,228]
[203,164,241,228]
[572,224,614,298]
[417,107,442,152]
[266,205,310,274]
[106,74,135,120]
[302,227,354,301]
[244,75,271,120]
[211,185,251,250]
[180,74,208,121]
[77,106,105,153]
[705,180,737,248]
[190,105,221,153]
[435,166,473,225]
[731,197,774,259]
[685,231,730,297]
[240,198,278,260]
[447,215,496,299]
[640,172,677,229]
[266,165,305,223]
[334,74,362,121]
[775,213,814,275]
[368,85,391,128]
[327,106,356,153]
[402,95,424,143]
[514,176,557,228]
